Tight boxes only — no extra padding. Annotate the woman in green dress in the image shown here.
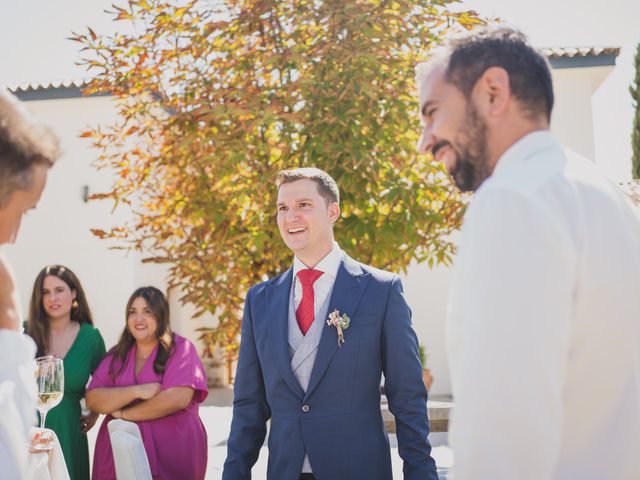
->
[27,265,106,480]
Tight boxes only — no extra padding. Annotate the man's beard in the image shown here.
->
[449,105,490,192]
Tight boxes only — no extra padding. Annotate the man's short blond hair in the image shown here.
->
[275,167,340,205]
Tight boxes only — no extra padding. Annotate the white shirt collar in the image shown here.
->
[293,242,343,280]
[492,130,558,178]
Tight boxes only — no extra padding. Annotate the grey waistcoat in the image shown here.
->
[287,279,334,472]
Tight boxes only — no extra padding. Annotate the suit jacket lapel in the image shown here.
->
[265,268,305,400]
[304,255,371,399]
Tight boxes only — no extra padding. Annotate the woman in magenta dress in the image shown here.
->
[86,286,208,480]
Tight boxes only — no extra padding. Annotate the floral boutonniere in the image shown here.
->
[327,309,350,347]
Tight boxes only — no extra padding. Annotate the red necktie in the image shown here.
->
[296,269,324,335]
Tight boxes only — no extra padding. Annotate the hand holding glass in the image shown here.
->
[33,356,64,450]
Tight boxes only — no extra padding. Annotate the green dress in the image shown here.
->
[45,323,106,480]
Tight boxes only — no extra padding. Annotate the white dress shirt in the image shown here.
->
[447,131,640,480]
[0,252,38,479]
[292,241,343,320]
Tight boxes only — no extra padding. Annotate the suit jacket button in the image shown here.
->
[301,404,310,413]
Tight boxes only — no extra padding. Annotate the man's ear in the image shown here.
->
[471,66,511,118]
[328,202,340,223]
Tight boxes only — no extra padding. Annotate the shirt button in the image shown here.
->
[301,404,310,413]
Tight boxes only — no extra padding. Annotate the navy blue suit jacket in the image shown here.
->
[223,255,438,480]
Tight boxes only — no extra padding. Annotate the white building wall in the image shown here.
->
[551,69,597,160]
[400,264,453,396]
[550,65,613,162]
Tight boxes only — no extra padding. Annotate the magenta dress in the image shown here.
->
[88,334,208,479]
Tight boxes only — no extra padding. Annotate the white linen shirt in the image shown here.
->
[447,131,640,480]
[0,330,37,479]
[292,241,343,322]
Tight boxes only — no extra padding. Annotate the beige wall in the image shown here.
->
[400,263,453,396]
[550,65,613,161]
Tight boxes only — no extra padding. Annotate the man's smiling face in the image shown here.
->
[276,178,339,265]
[417,64,490,192]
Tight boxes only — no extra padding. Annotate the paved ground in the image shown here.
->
[205,444,453,479]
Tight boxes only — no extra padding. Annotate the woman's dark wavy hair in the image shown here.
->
[109,286,174,379]
[27,265,93,357]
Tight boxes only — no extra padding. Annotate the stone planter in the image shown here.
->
[423,368,433,391]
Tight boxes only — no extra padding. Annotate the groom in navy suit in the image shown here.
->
[223,168,437,480]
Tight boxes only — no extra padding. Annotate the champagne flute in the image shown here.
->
[34,356,64,443]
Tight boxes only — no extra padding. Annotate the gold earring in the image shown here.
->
[72,299,79,309]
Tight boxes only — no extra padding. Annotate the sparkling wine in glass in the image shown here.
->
[34,356,64,435]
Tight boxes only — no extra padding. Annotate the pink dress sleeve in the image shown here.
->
[161,336,208,403]
[87,353,115,389]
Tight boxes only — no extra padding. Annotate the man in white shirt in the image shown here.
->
[0,89,59,478]
[416,27,640,479]
[223,168,438,480]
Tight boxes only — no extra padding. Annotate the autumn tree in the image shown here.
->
[75,0,480,367]
[632,41,640,179]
